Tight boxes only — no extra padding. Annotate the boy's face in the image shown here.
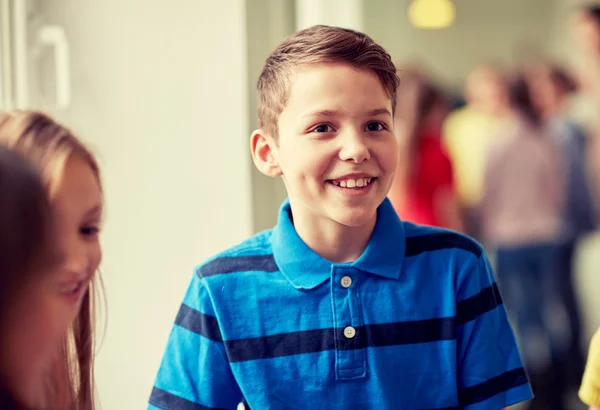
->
[253,63,398,230]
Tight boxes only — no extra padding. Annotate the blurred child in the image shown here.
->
[580,327,600,409]
[481,74,567,410]
[390,74,463,231]
[0,111,104,410]
[443,64,510,240]
[570,4,600,203]
[529,61,597,387]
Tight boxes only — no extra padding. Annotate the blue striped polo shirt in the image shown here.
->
[148,198,532,410]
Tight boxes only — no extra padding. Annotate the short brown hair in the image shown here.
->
[257,25,399,138]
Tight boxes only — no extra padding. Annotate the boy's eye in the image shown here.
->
[365,122,385,132]
[312,124,335,133]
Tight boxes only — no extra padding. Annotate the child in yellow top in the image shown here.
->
[580,328,600,409]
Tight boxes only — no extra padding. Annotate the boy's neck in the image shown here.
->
[290,206,377,264]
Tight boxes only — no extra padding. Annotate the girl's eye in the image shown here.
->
[81,226,99,237]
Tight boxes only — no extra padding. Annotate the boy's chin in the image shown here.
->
[330,207,378,229]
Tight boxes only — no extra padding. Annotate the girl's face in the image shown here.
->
[2,154,102,407]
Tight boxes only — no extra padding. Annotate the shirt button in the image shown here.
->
[344,326,356,339]
[341,276,352,288]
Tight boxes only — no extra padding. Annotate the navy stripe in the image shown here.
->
[456,283,503,326]
[197,254,279,277]
[226,317,455,363]
[405,232,482,258]
[149,387,227,410]
[227,328,334,362]
[362,317,455,348]
[175,304,222,342]
[459,367,529,406]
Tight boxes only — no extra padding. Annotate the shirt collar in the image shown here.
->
[271,198,406,290]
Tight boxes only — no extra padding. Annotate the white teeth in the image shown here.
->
[331,177,373,189]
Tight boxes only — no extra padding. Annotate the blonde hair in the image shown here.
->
[0,110,101,410]
[257,25,399,139]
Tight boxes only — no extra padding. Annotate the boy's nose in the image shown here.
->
[339,132,370,164]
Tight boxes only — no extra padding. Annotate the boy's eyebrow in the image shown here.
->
[367,108,392,117]
[302,109,339,119]
[302,108,392,119]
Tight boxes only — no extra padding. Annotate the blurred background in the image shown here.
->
[1,0,599,409]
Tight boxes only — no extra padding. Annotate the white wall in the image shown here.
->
[295,0,363,31]
[40,1,253,408]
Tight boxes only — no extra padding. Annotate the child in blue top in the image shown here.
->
[148,25,533,410]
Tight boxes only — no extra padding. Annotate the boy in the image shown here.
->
[148,25,533,410]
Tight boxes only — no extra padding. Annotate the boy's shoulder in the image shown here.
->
[402,221,483,260]
[194,229,277,280]
[192,222,484,282]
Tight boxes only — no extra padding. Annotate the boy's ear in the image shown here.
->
[250,129,282,177]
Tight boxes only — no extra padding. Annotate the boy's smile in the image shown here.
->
[327,173,376,196]
[257,62,399,236]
